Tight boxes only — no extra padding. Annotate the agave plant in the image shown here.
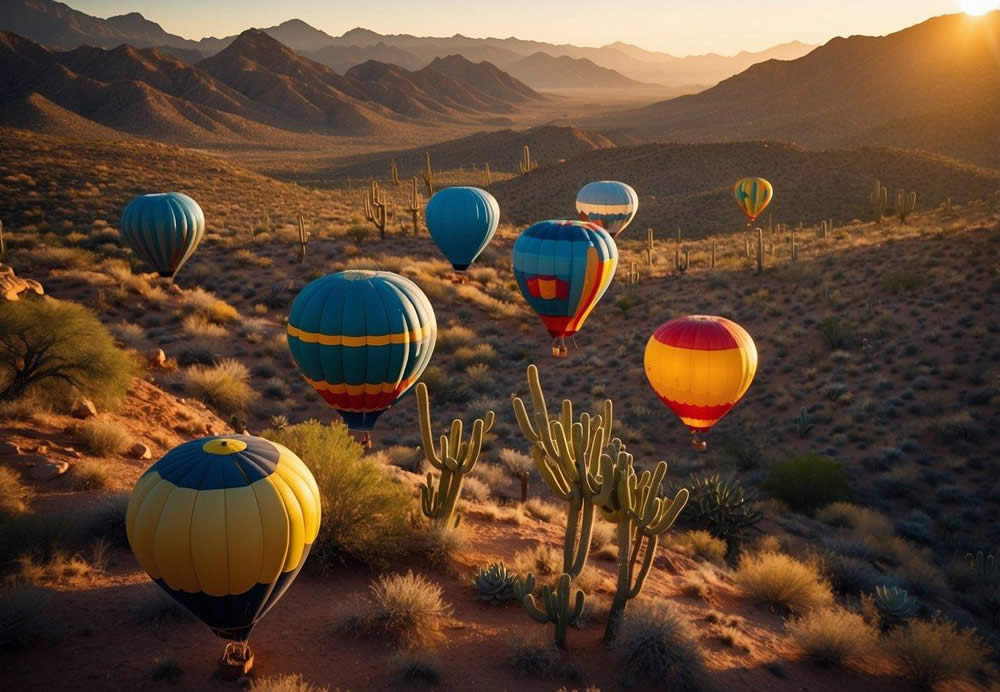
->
[474,562,518,604]
[873,585,917,626]
[675,474,762,545]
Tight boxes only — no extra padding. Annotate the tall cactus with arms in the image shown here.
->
[417,382,495,529]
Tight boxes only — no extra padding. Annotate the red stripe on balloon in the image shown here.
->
[653,317,739,351]
[657,396,735,422]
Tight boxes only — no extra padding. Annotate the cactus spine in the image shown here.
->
[519,145,538,174]
[390,159,401,186]
[512,364,616,578]
[364,179,389,239]
[406,176,422,235]
[870,179,888,223]
[755,227,764,274]
[422,151,434,195]
[417,382,495,530]
[514,573,585,649]
[484,161,492,186]
[296,214,310,263]
[896,190,916,222]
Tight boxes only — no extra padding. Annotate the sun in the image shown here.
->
[959,0,999,15]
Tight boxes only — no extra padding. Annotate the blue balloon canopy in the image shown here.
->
[120,192,205,278]
[576,181,638,238]
[425,187,500,271]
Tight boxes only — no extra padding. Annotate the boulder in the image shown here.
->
[130,443,152,460]
[28,460,69,481]
[149,349,167,368]
[71,397,97,419]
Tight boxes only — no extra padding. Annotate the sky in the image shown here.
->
[70,0,985,55]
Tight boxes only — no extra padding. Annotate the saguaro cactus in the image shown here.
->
[756,227,765,274]
[512,364,617,578]
[644,228,655,265]
[422,151,434,195]
[484,162,493,186]
[417,382,495,529]
[296,215,310,263]
[710,239,716,269]
[406,177,422,235]
[896,190,917,222]
[519,145,538,174]
[625,262,639,292]
[514,573,585,649]
[390,159,401,186]
[790,228,798,261]
[1,219,6,258]
[364,179,389,239]
[870,179,888,223]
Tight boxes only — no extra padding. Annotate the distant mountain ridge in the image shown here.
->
[505,52,644,88]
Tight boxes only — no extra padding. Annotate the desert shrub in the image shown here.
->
[252,674,329,692]
[454,343,498,366]
[262,421,413,567]
[513,544,561,582]
[880,269,923,295]
[787,607,877,666]
[181,313,228,339]
[766,454,850,512]
[928,412,983,444]
[818,317,862,351]
[149,657,183,683]
[675,474,762,544]
[668,530,727,565]
[0,298,137,405]
[436,325,476,352]
[589,518,615,551]
[816,502,893,537]
[24,246,95,269]
[345,225,369,245]
[366,571,452,649]
[392,651,443,685]
[421,523,468,567]
[183,288,238,323]
[499,448,534,476]
[615,602,708,691]
[71,460,111,490]
[0,468,33,520]
[510,636,581,681]
[75,417,131,456]
[735,552,833,613]
[184,359,257,416]
[884,617,989,688]
[524,498,561,524]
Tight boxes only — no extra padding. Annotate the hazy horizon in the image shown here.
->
[66,0,987,55]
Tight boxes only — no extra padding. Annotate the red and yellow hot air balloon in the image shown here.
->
[644,315,757,449]
[733,177,773,224]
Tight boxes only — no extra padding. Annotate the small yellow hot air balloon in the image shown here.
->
[733,177,773,224]
[644,315,758,449]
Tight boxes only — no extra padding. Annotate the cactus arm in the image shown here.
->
[627,534,658,599]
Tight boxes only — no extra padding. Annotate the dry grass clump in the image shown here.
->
[184,359,257,416]
[816,502,893,537]
[786,607,878,666]
[513,543,562,581]
[104,262,167,302]
[884,617,989,688]
[71,460,112,490]
[183,288,239,323]
[421,524,468,568]
[468,502,524,525]
[75,417,131,457]
[615,601,708,691]
[181,313,228,339]
[499,448,534,476]
[0,468,34,519]
[524,498,562,524]
[10,540,108,586]
[735,551,833,613]
[454,343,499,366]
[509,635,582,681]
[252,674,329,692]
[348,571,453,650]
[667,530,727,564]
[589,518,615,551]
[436,325,477,352]
[391,651,443,686]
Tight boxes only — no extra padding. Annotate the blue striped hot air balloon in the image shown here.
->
[287,271,437,439]
[120,192,205,278]
[425,186,500,271]
[512,220,618,357]
[126,435,320,644]
[576,181,638,238]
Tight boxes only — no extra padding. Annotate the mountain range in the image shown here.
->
[0,0,815,88]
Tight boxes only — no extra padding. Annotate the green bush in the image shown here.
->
[262,420,414,568]
[766,454,850,512]
[0,298,137,406]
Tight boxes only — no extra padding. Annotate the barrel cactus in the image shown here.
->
[873,585,917,626]
[474,562,518,604]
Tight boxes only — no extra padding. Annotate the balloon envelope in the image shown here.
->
[425,186,500,270]
[576,181,638,237]
[120,192,205,278]
[733,178,773,222]
[126,435,320,642]
[287,270,437,432]
[644,315,757,433]
[512,220,618,339]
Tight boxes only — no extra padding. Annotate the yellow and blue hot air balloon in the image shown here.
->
[425,187,500,271]
[576,181,638,237]
[287,270,436,442]
[120,192,205,279]
[512,220,618,357]
[733,177,774,224]
[126,435,320,644]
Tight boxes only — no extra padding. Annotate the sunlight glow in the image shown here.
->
[959,0,999,15]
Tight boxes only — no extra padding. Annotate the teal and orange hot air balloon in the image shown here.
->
[120,192,205,279]
[126,435,319,666]
[733,177,773,225]
[513,220,618,358]
[425,186,500,271]
[644,315,757,450]
[287,270,436,445]
[576,181,638,237]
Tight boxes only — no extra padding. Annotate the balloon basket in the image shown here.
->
[690,433,708,452]
[551,338,568,359]
[359,431,373,449]
[449,273,467,285]
[218,643,254,680]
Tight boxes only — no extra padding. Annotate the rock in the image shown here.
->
[71,397,97,419]
[0,441,22,457]
[28,460,69,481]
[149,349,167,368]
[130,443,152,460]
[63,447,82,459]
[35,445,49,455]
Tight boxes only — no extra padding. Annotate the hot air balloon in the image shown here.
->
[733,178,773,225]
[644,315,757,450]
[287,270,436,445]
[120,192,205,279]
[576,181,638,237]
[512,220,618,358]
[126,435,320,671]
[425,187,500,272]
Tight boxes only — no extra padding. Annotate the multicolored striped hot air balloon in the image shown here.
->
[287,270,436,443]
[576,181,639,237]
[126,435,319,653]
[733,177,773,224]
[644,316,758,449]
[425,186,500,271]
[512,220,618,357]
[120,192,205,279]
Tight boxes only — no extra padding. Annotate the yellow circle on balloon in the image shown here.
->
[202,438,248,455]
